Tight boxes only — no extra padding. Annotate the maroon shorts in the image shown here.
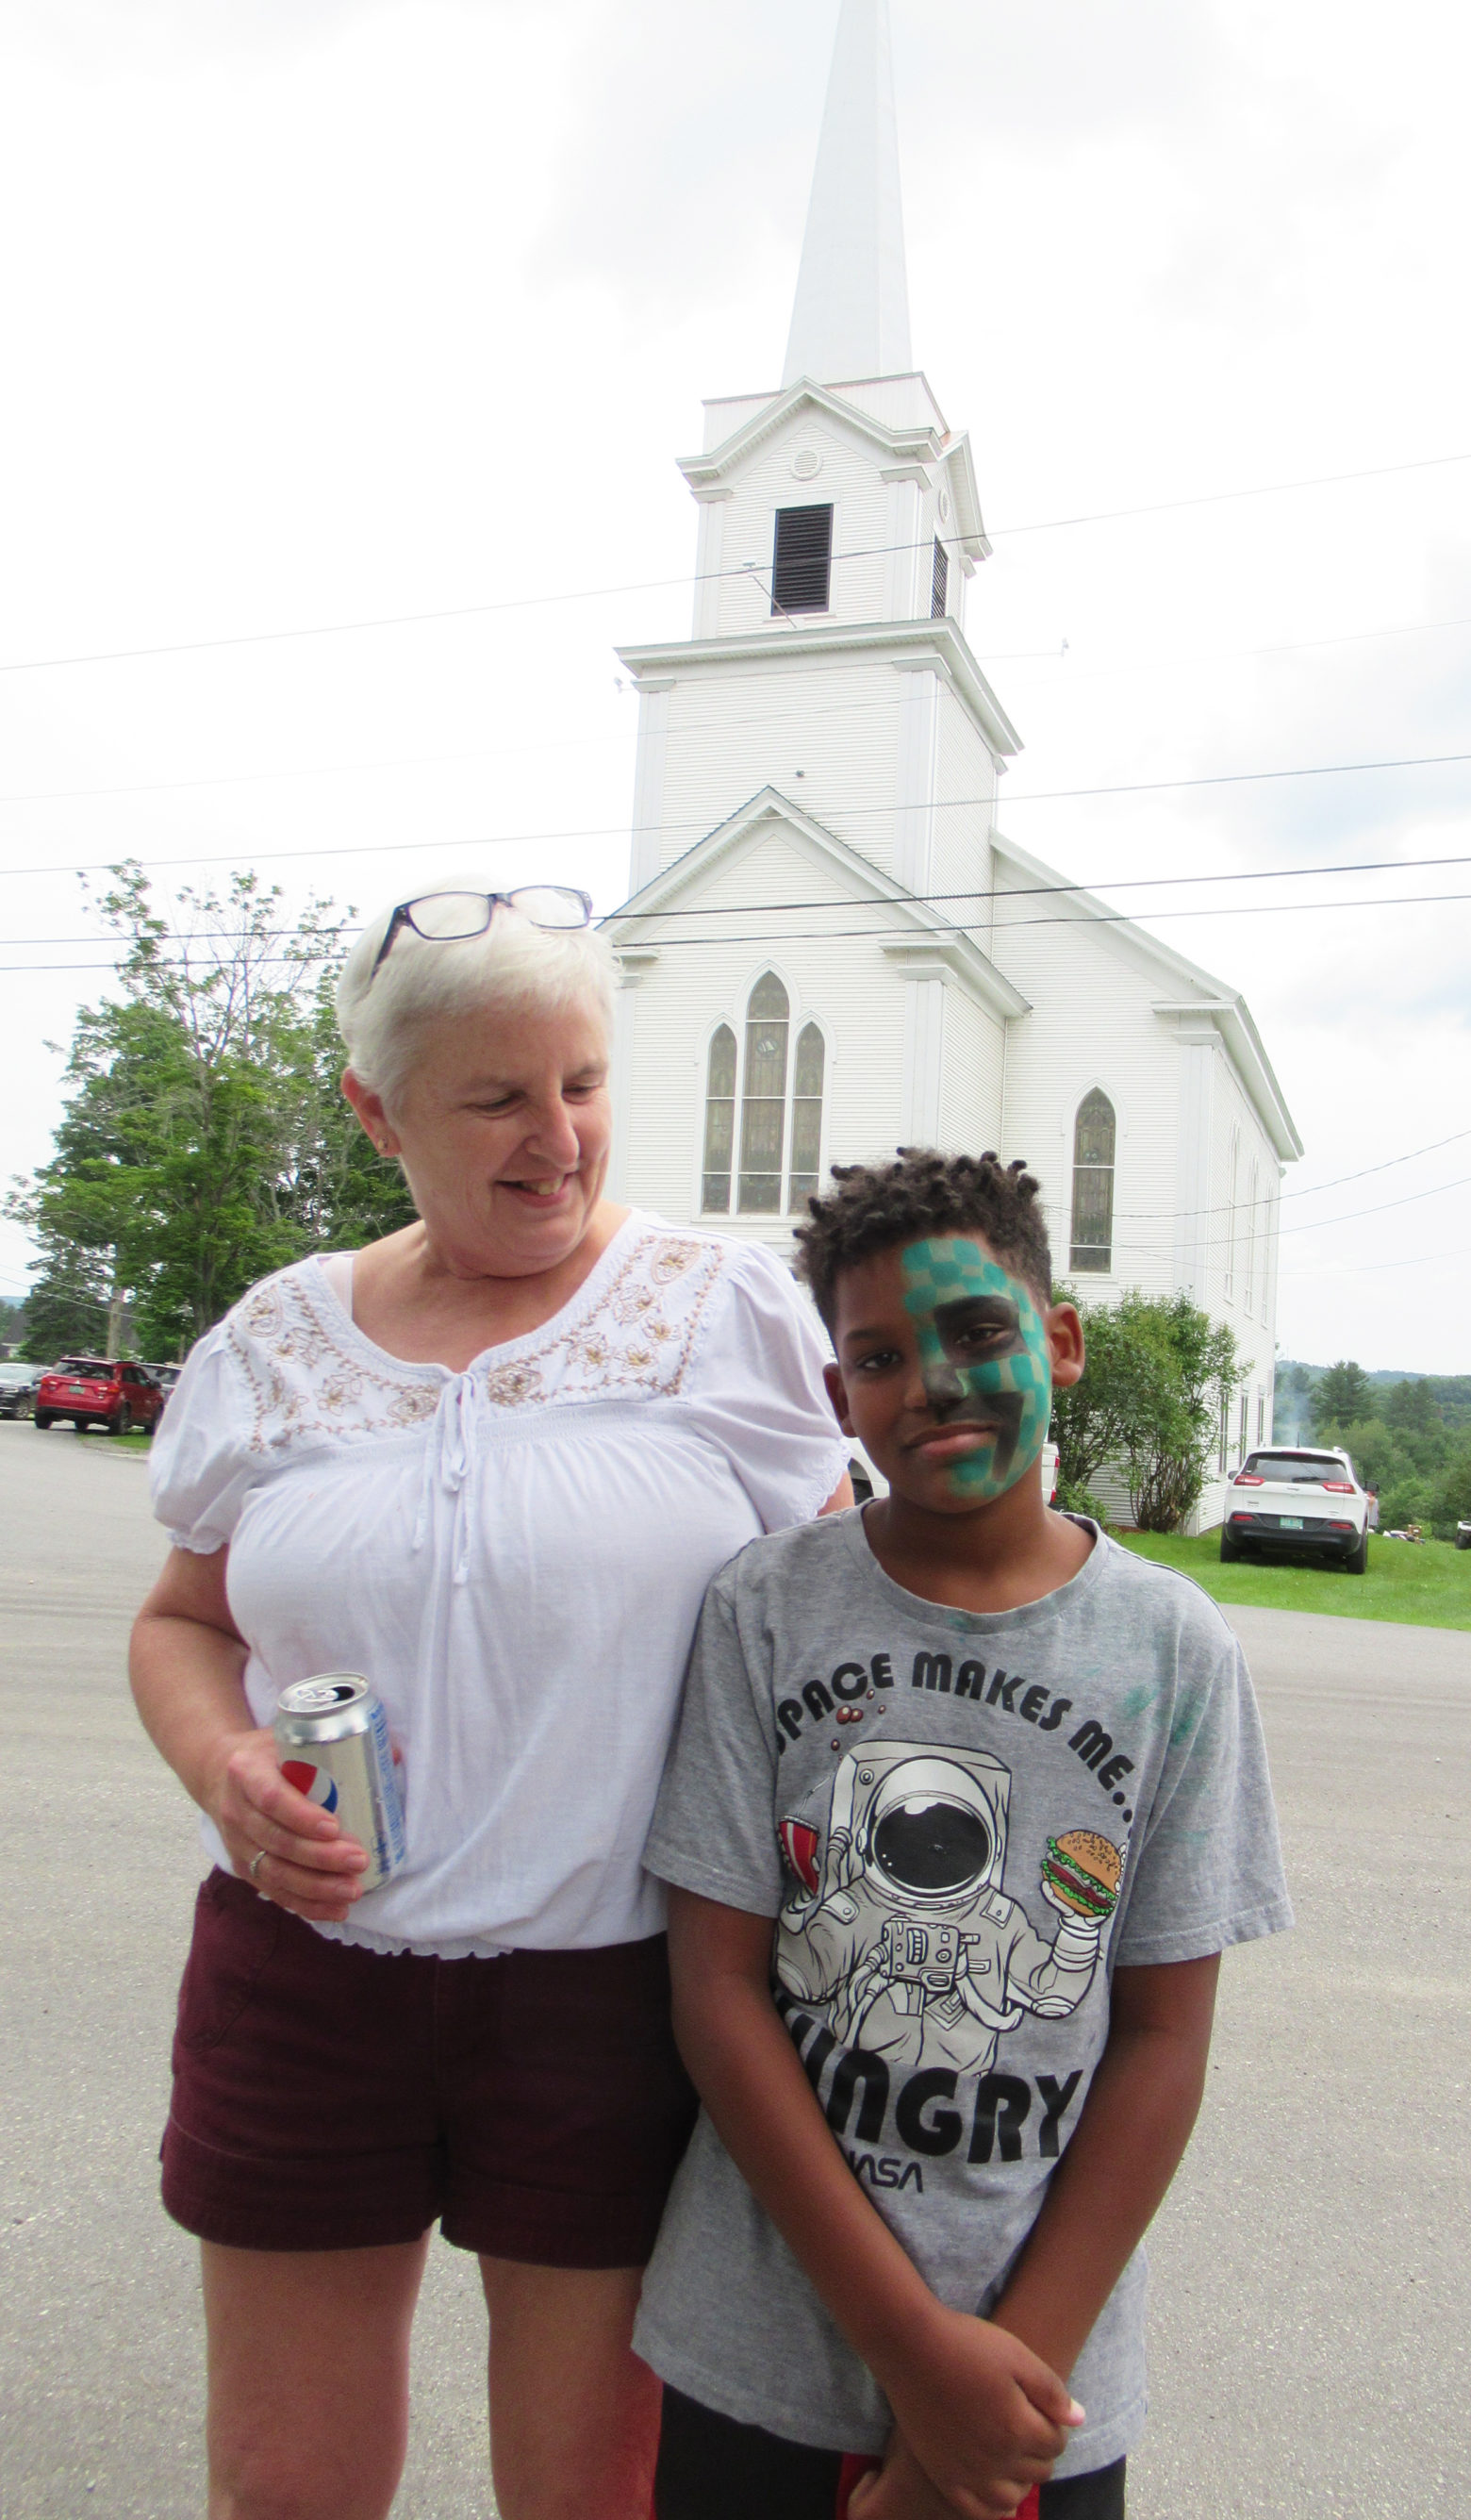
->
[161,1868,697,2263]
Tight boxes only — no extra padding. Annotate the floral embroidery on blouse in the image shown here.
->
[226,1229,729,1456]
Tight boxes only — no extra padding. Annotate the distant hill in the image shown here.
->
[1277,1363,1471,1425]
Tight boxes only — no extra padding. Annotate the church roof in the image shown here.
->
[783,0,913,387]
[606,785,1031,1025]
[991,834,1304,1160]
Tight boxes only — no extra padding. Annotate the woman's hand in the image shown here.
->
[874,2304,1080,2520]
[206,1726,369,1923]
[130,1544,370,1925]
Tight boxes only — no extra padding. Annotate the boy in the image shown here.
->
[636,1150,1292,2520]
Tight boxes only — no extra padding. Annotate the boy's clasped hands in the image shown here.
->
[850,2305,1083,2518]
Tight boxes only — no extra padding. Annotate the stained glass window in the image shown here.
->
[1069,1089,1116,1272]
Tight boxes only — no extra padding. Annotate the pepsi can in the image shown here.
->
[273,1674,406,1891]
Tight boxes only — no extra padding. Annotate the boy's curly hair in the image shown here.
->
[794,1147,1052,1331]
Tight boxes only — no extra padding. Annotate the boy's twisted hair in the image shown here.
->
[794,1147,1052,1330]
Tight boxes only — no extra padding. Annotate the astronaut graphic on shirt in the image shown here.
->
[775,1741,1126,2079]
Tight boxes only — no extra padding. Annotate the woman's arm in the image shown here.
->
[987,1954,1220,2376]
[666,1889,1081,2520]
[129,1547,368,1922]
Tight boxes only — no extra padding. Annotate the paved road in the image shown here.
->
[1,1421,1467,2517]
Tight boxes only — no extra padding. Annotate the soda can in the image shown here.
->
[273,1673,406,1891]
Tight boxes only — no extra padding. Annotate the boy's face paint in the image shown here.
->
[900,1237,1053,1500]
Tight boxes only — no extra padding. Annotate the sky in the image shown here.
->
[0,0,1467,1372]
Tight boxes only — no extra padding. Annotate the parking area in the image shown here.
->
[1,1420,1467,2517]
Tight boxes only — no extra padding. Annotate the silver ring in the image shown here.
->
[248,1849,268,1883]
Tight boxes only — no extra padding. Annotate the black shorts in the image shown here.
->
[161,1867,697,2263]
[654,2387,1127,2520]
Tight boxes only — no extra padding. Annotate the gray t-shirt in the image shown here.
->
[636,1511,1292,2472]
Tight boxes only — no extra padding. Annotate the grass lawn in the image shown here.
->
[1116,1526,1471,1630]
[73,1429,155,1455]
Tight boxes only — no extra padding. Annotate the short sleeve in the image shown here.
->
[686,1244,850,1532]
[643,1564,786,1917]
[148,1326,259,1555]
[1114,1625,1294,1966]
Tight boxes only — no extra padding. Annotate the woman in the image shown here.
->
[130,882,851,2520]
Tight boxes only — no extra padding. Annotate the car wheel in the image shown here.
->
[1345,1532,1368,1575]
[34,1411,53,1430]
[112,1406,133,1437]
[1219,1529,1242,1563]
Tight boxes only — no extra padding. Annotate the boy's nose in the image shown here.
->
[921,1359,966,1413]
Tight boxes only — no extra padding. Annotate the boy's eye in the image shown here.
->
[853,1346,903,1373]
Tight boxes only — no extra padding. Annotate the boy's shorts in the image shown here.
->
[654,2386,1127,2520]
[161,1867,697,2264]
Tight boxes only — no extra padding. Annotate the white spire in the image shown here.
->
[782,0,913,388]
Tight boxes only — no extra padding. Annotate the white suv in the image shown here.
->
[1221,1447,1370,1574]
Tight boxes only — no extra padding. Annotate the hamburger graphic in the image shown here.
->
[1041,1830,1123,1921]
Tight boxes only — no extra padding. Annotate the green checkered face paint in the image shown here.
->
[900,1237,1053,1500]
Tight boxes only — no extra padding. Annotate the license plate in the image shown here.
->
[1279,1516,1303,1531]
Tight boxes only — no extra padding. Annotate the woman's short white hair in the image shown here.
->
[337,882,618,1111]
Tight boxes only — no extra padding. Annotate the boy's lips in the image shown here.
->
[907,1420,1000,1458]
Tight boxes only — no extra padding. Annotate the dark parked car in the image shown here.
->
[34,1357,166,1435]
[0,1360,38,1419]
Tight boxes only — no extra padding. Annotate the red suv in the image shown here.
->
[35,1357,166,1436]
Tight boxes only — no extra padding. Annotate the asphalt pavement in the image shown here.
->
[1,1420,1467,2518]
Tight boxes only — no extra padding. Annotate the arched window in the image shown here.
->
[1069,1089,1116,1273]
[788,1022,825,1210]
[737,973,790,1213]
[701,978,827,1217]
[701,1024,736,1213]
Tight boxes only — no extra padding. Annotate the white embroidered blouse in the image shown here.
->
[150,1213,850,1958]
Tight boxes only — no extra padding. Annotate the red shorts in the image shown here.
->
[161,1868,697,2263]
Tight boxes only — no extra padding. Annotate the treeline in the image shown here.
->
[1280,1359,1471,1537]
[6,866,413,1363]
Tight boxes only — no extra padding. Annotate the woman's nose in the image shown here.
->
[524,1100,583,1166]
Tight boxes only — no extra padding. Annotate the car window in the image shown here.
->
[56,1359,112,1379]
[1245,1453,1349,1484]
[0,1363,32,1385]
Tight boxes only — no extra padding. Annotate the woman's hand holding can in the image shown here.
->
[209,1727,370,1922]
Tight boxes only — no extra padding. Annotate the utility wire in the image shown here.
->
[9,605,1471,815]
[6,744,1471,887]
[5,881,1468,971]
[8,847,1468,946]
[0,449,1465,676]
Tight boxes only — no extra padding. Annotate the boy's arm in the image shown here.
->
[666,1887,1083,2520]
[988,1954,1220,2378]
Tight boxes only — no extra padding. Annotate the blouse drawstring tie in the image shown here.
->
[413,1373,480,1584]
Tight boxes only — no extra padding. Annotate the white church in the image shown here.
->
[604,0,1301,1517]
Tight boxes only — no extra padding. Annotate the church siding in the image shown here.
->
[653,659,904,878]
[929,688,997,923]
[936,984,1006,1157]
[703,417,899,641]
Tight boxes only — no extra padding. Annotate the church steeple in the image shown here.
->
[782,0,913,387]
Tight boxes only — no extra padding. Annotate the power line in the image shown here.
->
[0,448,1465,677]
[6,741,1471,887]
[5,881,1468,972]
[988,449,1471,537]
[1113,1125,1471,1223]
[7,847,1468,948]
[9,605,1471,817]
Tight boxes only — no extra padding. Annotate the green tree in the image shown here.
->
[1120,1292,1243,1533]
[1050,1289,1244,1535]
[1383,1376,1444,1437]
[1311,1360,1374,1433]
[1430,1437,1471,1538]
[8,865,415,1357]
[1049,1294,1176,1500]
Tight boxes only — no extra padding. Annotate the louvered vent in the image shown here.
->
[771,504,834,614]
[931,538,949,619]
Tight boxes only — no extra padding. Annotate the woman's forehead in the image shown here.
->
[417,999,609,1086]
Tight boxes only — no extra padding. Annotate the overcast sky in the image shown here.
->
[1,0,1467,1372]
